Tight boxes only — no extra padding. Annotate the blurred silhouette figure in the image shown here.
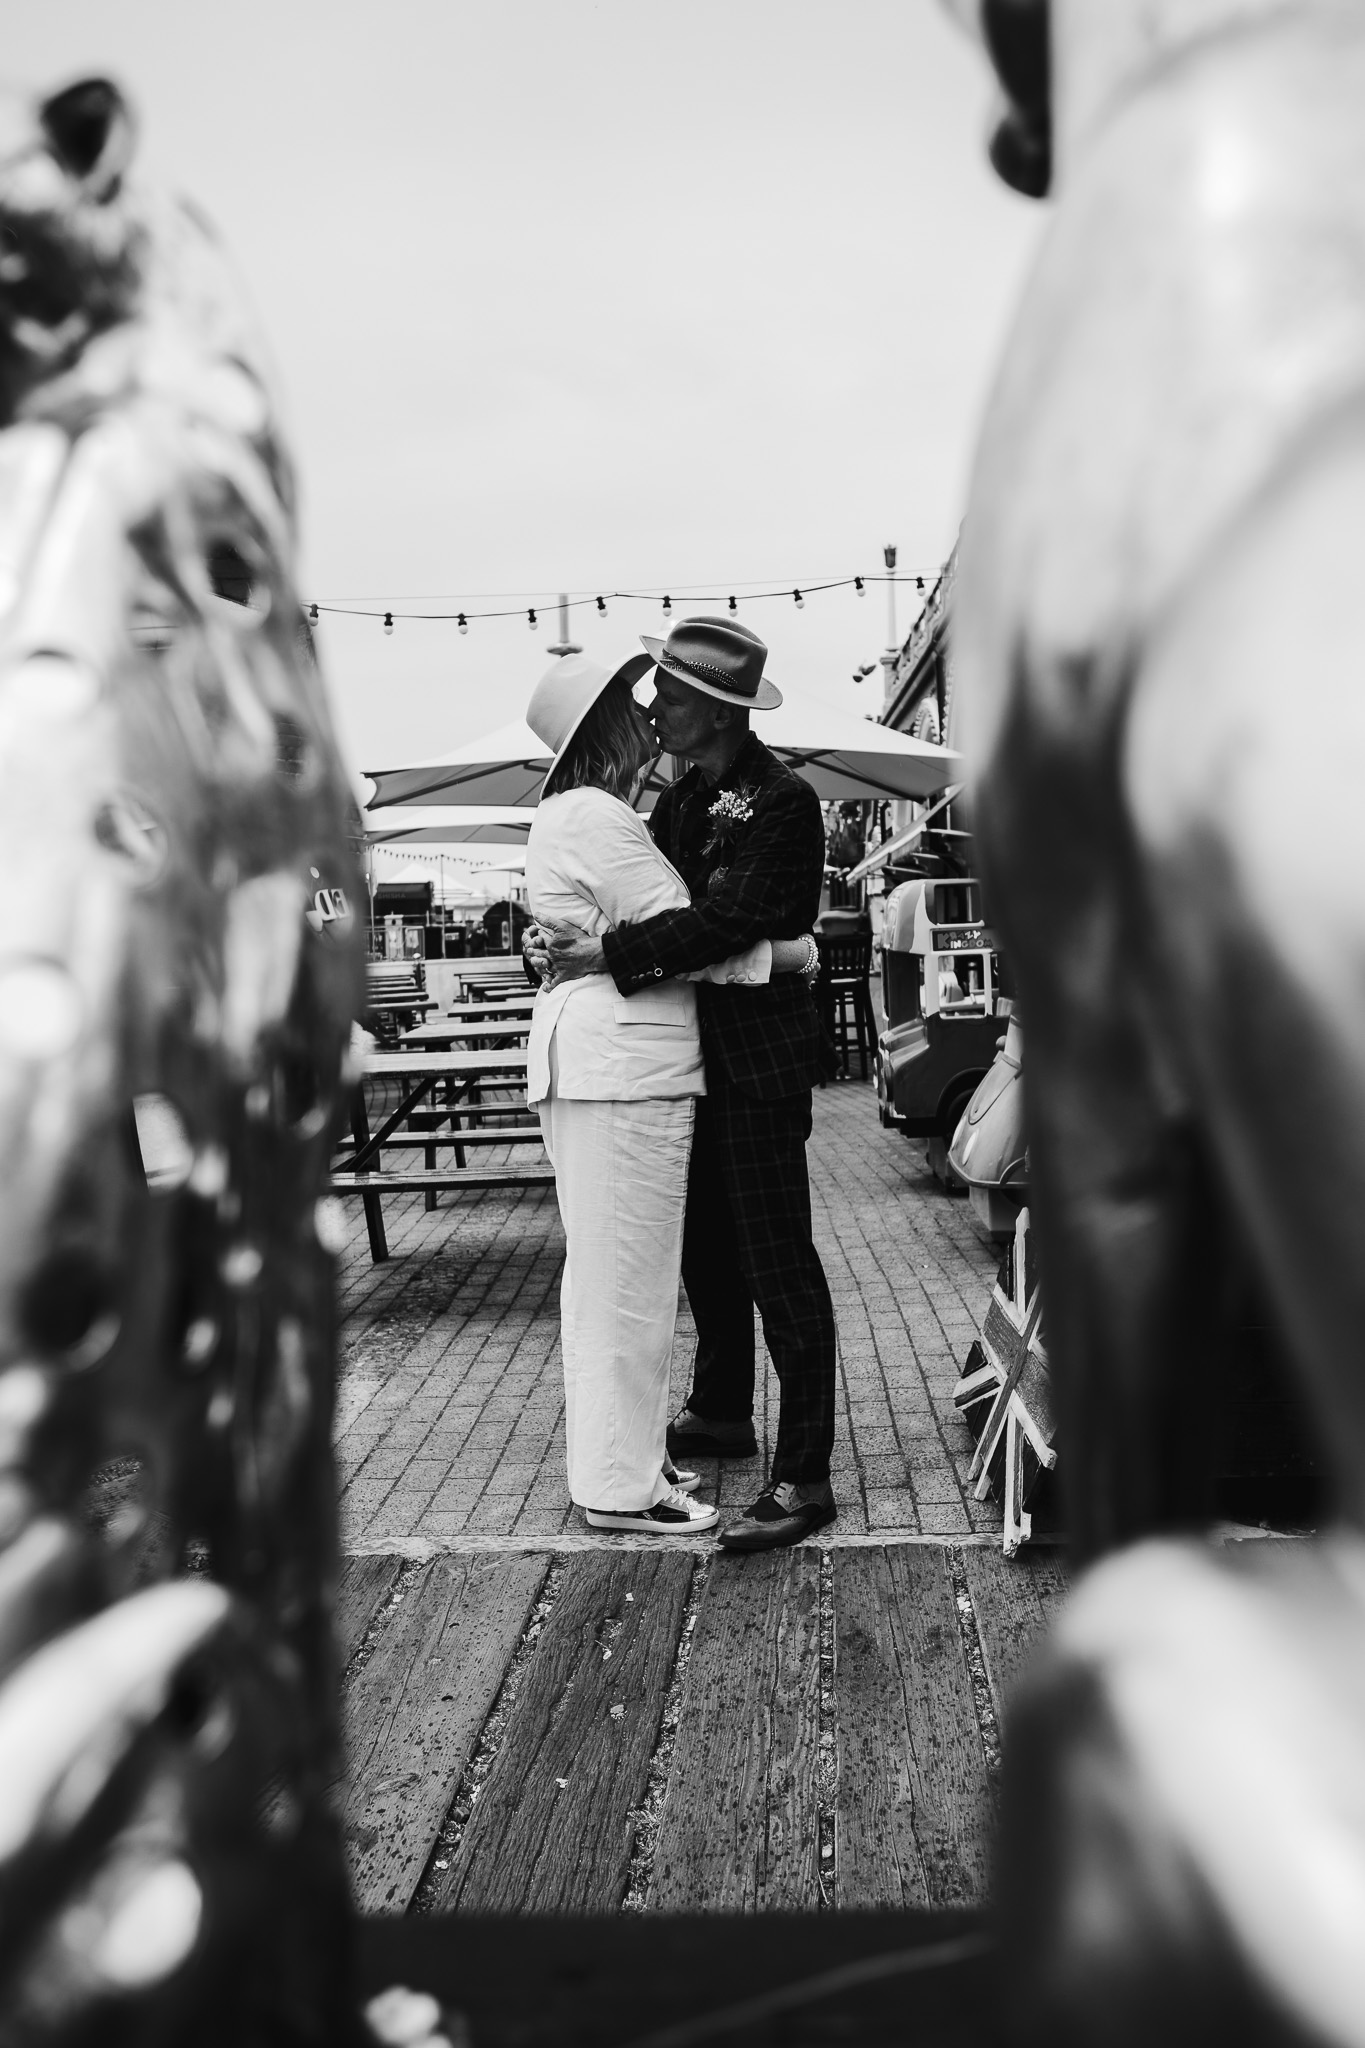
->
[0,76,366,2043]
[949,4,1365,2042]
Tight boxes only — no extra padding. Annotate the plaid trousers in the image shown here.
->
[682,1067,836,1485]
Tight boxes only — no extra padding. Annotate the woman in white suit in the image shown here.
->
[525,654,811,1534]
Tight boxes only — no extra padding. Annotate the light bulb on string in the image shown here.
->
[383,611,394,636]
[854,577,864,596]
[596,596,607,616]
[661,595,672,617]
[528,608,538,630]
[916,577,925,593]
[727,595,737,613]
[457,613,468,635]
[793,589,804,609]
[308,603,319,624]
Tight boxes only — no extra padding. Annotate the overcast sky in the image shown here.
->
[11,1,1044,794]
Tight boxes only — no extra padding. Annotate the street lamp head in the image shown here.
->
[884,543,897,571]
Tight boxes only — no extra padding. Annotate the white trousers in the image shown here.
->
[539,1073,695,1512]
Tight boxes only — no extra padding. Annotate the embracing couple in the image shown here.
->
[523,615,837,1552]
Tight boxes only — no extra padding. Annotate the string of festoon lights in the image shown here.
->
[301,567,946,636]
[370,847,521,876]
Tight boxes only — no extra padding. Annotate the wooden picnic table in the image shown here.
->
[447,995,536,1019]
[400,1017,532,1051]
[461,985,529,1006]
[457,967,532,1000]
[332,1049,550,1262]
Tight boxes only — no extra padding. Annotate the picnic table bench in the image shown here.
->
[331,1049,551,1261]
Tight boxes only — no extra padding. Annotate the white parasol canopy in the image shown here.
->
[363,805,532,846]
[752,690,960,801]
[364,689,960,812]
[363,718,629,811]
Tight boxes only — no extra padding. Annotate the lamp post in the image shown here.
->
[879,542,899,706]
[546,592,582,658]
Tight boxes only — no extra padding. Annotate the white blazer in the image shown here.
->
[525,786,769,1104]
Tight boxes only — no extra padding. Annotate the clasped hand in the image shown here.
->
[522,918,606,990]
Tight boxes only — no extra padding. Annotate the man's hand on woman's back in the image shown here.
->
[526,918,604,990]
[522,921,550,985]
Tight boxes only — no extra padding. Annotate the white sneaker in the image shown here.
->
[585,1485,719,1534]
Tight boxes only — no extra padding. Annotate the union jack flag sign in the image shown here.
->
[953,1205,1057,1555]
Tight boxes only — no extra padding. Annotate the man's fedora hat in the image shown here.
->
[526,650,654,793]
[640,615,782,711]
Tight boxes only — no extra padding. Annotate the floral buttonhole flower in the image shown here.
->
[702,785,760,889]
[707,788,756,831]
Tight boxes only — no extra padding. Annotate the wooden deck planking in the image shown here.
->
[333,1542,1080,1917]
[962,1547,1069,1732]
[335,1553,404,1669]
[437,1551,693,1913]
[649,1550,821,1913]
[834,1546,994,1910]
[343,1552,548,1913]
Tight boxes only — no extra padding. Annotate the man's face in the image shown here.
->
[645,671,723,762]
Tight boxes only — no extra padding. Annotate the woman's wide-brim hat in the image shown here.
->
[640,615,782,710]
[526,650,654,794]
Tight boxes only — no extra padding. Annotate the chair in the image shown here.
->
[816,932,877,1081]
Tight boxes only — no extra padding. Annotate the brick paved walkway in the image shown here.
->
[333,1079,1002,1552]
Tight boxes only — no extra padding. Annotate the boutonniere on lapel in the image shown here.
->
[702,783,759,896]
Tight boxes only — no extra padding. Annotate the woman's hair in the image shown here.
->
[543,679,655,801]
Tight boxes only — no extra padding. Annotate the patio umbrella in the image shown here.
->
[362,718,644,811]
[363,689,960,812]
[363,805,532,846]
[757,690,960,801]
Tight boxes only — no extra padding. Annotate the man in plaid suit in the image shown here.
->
[537,616,838,1550]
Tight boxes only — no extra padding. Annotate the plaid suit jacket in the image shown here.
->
[602,734,826,1100]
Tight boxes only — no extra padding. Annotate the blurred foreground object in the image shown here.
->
[1001,1537,1365,2048]
[953,0,1363,1554]
[948,1,1365,2040]
[0,75,365,2041]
